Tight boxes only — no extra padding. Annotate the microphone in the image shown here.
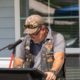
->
[8,37,24,50]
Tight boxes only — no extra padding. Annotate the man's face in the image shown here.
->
[30,26,47,43]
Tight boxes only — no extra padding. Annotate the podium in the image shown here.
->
[0,68,45,80]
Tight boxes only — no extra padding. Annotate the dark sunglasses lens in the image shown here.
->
[24,25,30,28]
[24,25,38,29]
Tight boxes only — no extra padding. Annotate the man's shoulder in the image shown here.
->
[51,31,64,39]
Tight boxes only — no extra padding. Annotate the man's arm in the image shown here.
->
[45,52,65,80]
[13,57,24,68]
[13,38,27,68]
[45,33,65,80]
[51,33,65,75]
[50,52,65,75]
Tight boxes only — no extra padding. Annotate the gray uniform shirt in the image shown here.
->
[15,27,65,70]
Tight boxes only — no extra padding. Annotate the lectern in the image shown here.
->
[0,68,45,80]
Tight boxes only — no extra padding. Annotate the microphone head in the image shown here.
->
[8,37,25,50]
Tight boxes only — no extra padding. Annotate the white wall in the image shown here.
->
[0,58,13,68]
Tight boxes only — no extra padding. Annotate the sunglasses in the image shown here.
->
[24,24,38,29]
[30,28,41,35]
[31,27,46,36]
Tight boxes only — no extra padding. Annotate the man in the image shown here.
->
[13,14,65,80]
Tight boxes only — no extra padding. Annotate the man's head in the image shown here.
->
[24,14,48,43]
[24,14,45,35]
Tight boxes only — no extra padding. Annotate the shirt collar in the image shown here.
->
[45,26,53,40]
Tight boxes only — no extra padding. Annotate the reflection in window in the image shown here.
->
[29,0,79,48]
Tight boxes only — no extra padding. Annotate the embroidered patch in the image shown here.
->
[45,40,53,52]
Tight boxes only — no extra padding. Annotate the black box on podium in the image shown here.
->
[0,68,46,80]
